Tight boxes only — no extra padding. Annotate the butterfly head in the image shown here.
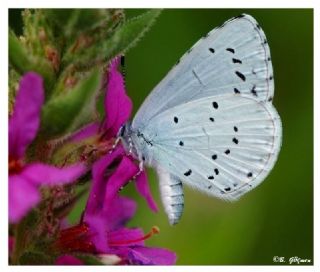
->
[118,121,138,158]
[118,122,154,166]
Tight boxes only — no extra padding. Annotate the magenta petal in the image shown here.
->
[135,171,158,212]
[21,162,86,186]
[55,255,84,265]
[104,156,138,207]
[9,175,40,223]
[70,122,100,142]
[108,227,145,247]
[84,213,109,253]
[85,146,125,215]
[9,73,44,159]
[104,196,136,231]
[110,246,176,265]
[102,57,132,138]
[84,197,136,253]
[128,247,177,265]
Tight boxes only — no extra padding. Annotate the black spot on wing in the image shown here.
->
[212,154,217,160]
[234,88,240,94]
[251,85,257,97]
[225,149,230,155]
[232,58,242,64]
[226,48,235,53]
[174,116,178,123]
[179,141,184,146]
[235,71,246,81]
[214,168,219,175]
[209,117,215,122]
[208,176,214,180]
[209,48,215,53]
[234,126,238,132]
[232,138,239,144]
[212,101,219,109]
[184,169,192,176]
[247,172,253,178]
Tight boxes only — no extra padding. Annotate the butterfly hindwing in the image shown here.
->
[147,94,281,200]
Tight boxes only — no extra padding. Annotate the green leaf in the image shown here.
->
[9,29,55,89]
[45,9,124,58]
[11,210,40,264]
[9,68,20,114]
[63,9,161,70]
[43,9,76,29]
[41,70,101,138]
[22,9,62,70]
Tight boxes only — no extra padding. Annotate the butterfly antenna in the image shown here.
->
[108,136,121,154]
[120,55,126,87]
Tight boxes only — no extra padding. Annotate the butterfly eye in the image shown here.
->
[118,125,125,137]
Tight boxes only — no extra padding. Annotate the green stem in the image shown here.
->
[11,219,27,264]
[11,210,38,264]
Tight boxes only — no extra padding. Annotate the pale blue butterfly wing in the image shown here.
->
[124,14,282,225]
[149,94,281,200]
[132,14,274,131]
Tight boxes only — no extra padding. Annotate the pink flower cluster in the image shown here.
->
[8,57,176,265]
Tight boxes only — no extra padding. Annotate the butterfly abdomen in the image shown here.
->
[157,167,184,225]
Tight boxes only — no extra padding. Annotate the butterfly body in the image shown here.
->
[120,14,282,225]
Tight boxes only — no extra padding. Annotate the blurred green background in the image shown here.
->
[9,9,313,265]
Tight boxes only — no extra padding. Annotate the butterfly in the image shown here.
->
[120,14,282,225]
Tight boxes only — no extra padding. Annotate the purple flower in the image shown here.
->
[54,57,175,265]
[71,56,158,211]
[103,196,176,265]
[70,56,132,142]
[83,147,157,252]
[9,73,86,223]
[56,196,176,265]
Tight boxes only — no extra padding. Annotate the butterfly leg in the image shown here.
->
[132,160,144,180]
[157,167,184,225]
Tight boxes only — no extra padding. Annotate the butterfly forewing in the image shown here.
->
[132,14,274,131]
